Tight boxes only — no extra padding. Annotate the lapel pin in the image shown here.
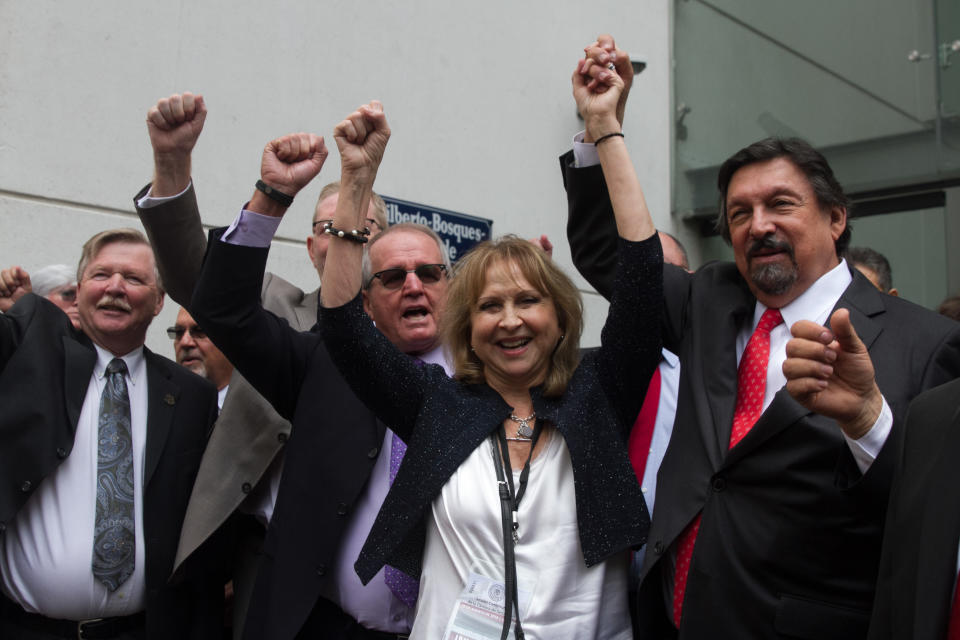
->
[164,393,176,406]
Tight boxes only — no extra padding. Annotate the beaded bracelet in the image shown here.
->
[323,221,371,244]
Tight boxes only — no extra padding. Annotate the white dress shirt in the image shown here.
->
[1,345,148,619]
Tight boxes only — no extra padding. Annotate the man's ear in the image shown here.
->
[829,206,847,241]
[306,235,319,269]
[362,289,373,319]
[888,287,899,297]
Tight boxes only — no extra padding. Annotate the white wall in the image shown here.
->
[0,1,672,354]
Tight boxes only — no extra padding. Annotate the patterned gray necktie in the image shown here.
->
[92,357,136,591]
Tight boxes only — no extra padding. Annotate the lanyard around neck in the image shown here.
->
[489,420,543,640]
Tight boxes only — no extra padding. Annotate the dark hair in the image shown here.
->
[938,294,960,323]
[716,137,851,256]
[846,246,893,292]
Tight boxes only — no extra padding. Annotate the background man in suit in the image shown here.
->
[169,307,234,403]
[864,377,960,640]
[562,34,960,639]
[847,247,898,297]
[0,229,221,639]
[136,93,437,640]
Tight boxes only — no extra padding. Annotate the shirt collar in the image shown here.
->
[661,348,679,369]
[93,343,146,388]
[752,259,852,330]
[413,344,453,377]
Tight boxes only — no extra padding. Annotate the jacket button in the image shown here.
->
[316,564,327,576]
[337,503,349,516]
[367,447,379,459]
[56,447,67,459]
[712,477,727,492]
[277,432,288,444]
[20,481,32,492]
[241,482,252,494]
[0,522,5,534]
[654,541,664,555]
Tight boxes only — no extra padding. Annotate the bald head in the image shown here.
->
[659,231,690,270]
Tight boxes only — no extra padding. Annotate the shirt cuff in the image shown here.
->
[843,397,893,474]
[572,131,601,168]
[136,182,192,209]
[221,207,283,248]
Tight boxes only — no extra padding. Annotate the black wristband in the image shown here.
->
[322,221,371,244]
[255,180,294,207]
[594,132,625,146]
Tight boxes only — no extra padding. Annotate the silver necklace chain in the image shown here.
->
[506,412,536,441]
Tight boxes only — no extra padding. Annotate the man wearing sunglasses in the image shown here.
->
[362,223,451,362]
[168,308,234,407]
[136,93,448,639]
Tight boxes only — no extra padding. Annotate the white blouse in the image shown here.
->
[411,429,632,639]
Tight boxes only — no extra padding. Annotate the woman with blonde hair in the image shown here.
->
[317,52,661,639]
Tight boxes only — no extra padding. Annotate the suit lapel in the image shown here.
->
[143,350,178,489]
[830,271,883,352]
[62,333,97,431]
[294,289,320,332]
[702,280,754,455]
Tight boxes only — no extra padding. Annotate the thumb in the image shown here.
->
[194,95,208,129]
[829,308,865,355]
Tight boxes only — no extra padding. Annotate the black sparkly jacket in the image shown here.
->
[319,234,663,584]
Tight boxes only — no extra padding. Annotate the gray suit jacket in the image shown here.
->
[135,183,300,569]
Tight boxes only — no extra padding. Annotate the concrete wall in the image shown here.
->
[0,1,673,354]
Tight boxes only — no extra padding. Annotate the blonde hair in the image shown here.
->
[442,235,582,397]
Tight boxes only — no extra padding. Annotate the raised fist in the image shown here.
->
[0,266,32,312]
[260,133,329,197]
[146,92,207,157]
[333,101,391,185]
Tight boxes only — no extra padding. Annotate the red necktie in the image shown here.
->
[948,569,960,639]
[671,308,783,627]
[628,366,662,483]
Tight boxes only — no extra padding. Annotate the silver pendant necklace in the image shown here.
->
[507,412,536,441]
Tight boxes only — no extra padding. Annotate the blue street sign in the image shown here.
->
[382,196,493,263]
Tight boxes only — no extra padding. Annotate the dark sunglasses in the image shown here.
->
[167,326,207,340]
[368,264,447,290]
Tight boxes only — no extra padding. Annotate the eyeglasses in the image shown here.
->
[368,264,447,290]
[312,218,381,233]
[167,326,207,340]
[53,288,77,302]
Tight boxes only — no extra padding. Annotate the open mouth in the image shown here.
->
[402,306,429,320]
[498,337,532,350]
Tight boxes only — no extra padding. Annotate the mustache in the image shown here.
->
[746,235,794,259]
[96,295,132,312]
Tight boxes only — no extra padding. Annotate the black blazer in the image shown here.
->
[869,378,960,640]
[316,236,662,584]
[560,151,960,640]
[191,230,389,640]
[0,294,221,638]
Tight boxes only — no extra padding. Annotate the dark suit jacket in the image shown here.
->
[191,229,388,640]
[561,151,960,640]
[0,294,221,638]
[869,378,960,640]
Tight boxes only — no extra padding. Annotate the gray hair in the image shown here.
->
[362,223,452,288]
[846,246,893,292]
[31,264,76,297]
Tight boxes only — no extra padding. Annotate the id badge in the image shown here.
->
[442,565,536,640]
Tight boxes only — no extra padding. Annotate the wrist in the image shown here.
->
[584,115,621,143]
[841,386,883,440]
[248,191,289,218]
[151,152,192,197]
